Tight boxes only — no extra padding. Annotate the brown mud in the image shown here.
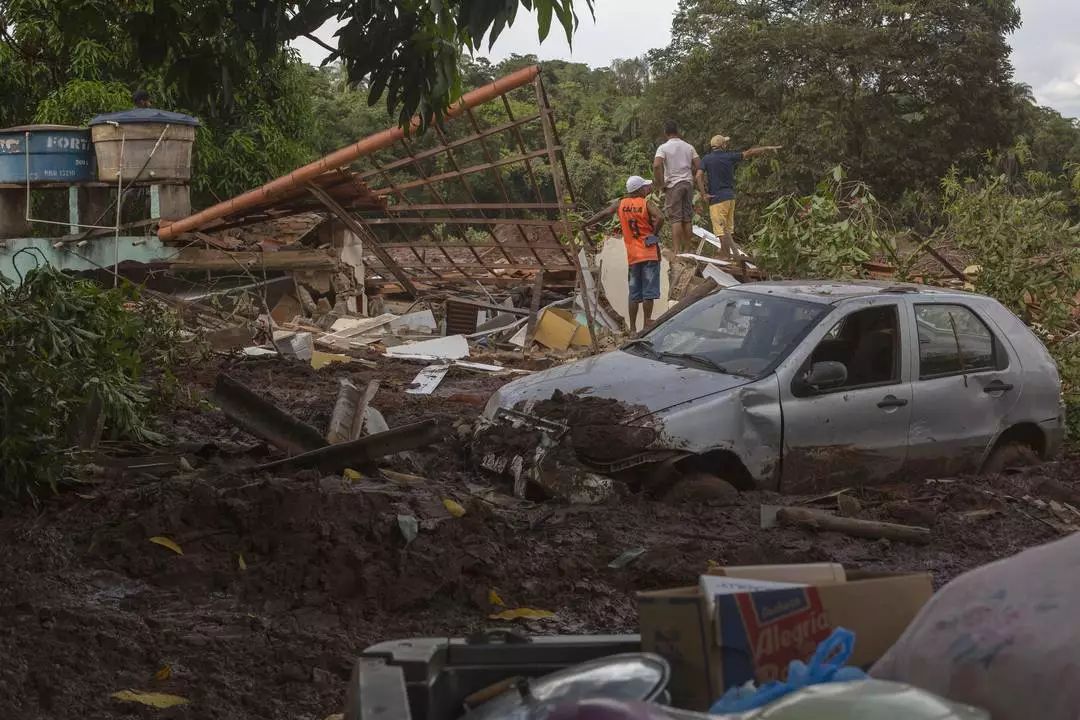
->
[1,354,1078,719]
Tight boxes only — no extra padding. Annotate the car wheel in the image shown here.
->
[982,442,1040,475]
[664,472,740,505]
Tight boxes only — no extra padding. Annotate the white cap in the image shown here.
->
[626,176,652,194]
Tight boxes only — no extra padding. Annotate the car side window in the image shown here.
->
[806,304,901,390]
[915,304,999,379]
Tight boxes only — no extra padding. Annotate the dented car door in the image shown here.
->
[776,298,914,491]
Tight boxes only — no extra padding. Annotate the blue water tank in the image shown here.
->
[0,125,96,184]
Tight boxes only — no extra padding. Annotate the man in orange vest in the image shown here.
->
[584,176,665,332]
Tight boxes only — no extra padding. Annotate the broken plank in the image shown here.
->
[213,374,326,455]
[248,420,440,474]
[775,506,931,545]
[522,269,544,357]
[350,380,382,440]
[327,378,362,445]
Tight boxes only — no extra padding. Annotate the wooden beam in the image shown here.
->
[167,248,338,272]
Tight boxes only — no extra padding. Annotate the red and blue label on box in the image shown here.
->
[714,586,832,686]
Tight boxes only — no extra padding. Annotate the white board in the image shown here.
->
[386,334,470,360]
[597,235,670,328]
[405,364,451,395]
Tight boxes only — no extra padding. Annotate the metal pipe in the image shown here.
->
[158,65,542,241]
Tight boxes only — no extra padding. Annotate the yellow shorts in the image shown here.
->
[709,200,735,237]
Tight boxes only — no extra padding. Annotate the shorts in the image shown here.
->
[628,260,662,302]
[664,181,694,223]
[709,199,735,236]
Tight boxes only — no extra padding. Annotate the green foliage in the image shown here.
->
[934,158,1080,429]
[646,0,1027,231]
[0,260,180,503]
[750,167,894,278]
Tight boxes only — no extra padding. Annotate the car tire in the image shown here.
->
[982,442,1040,475]
[664,472,740,506]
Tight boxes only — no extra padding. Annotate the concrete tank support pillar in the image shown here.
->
[0,188,31,239]
[150,184,191,221]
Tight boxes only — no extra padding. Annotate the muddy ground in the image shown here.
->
[1,353,1078,719]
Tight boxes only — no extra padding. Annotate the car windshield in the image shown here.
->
[626,289,829,377]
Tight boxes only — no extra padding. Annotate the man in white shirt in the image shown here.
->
[653,121,705,255]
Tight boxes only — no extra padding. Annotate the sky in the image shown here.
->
[291,0,1080,118]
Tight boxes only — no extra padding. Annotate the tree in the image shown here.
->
[646,0,1025,216]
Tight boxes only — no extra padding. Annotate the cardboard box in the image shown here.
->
[534,307,592,350]
[639,564,932,710]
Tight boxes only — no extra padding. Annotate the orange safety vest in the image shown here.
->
[617,197,659,265]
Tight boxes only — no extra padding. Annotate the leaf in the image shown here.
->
[148,536,183,555]
[153,666,172,681]
[443,498,466,517]
[397,514,418,545]
[488,589,505,606]
[237,553,247,571]
[489,607,556,621]
[343,468,362,482]
[110,690,189,708]
[608,547,646,569]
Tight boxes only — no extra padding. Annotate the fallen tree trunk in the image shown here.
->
[777,506,931,545]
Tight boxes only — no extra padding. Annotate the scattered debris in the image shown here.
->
[386,334,470,361]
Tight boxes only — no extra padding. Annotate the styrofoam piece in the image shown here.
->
[703,265,740,288]
[389,309,437,333]
[406,364,451,395]
[385,334,470,360]
[508,325,528,347]
[330,313,396,334]
[678,252,733,266]
[242,346,278,357]
[272,331,313,361]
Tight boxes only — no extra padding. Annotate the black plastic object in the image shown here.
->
[88,109,201,127]
[465,652,669,720]
[345,634,643,720]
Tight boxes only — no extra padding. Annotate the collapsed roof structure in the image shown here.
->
[158,65,587,300]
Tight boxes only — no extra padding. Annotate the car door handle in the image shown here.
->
[984,380,1014,393]
[877,395,909,409]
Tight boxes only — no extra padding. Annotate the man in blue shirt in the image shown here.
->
[698,134,781,256]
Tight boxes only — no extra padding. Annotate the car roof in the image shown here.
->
[736,280,977,305]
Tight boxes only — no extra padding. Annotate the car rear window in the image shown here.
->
[915,304,999,378]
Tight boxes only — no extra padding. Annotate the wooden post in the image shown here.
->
[534,75,600,354]
[522,269,544,358]
[306,183,419,298]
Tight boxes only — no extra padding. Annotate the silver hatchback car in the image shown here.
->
[484,281,1065,491]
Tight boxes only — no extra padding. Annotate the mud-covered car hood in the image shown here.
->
[484,349,751,420]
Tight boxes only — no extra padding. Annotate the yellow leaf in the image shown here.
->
[443,498,466,517]
[154,666,172,681]
[489,607,556,621]
[312,351,350,369]
[488,589,505,607]
[111,690,189,708]
[237,553,247,571]
[148,536,183,556]
[343,468,363,482]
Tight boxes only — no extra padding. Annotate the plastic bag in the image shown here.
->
[710,628,866,714]
[718,679,989,719]
[872,532,1080,720]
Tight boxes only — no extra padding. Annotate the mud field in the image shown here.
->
[1,354,1078,719]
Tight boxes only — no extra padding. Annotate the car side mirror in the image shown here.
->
[802,361,848,391]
